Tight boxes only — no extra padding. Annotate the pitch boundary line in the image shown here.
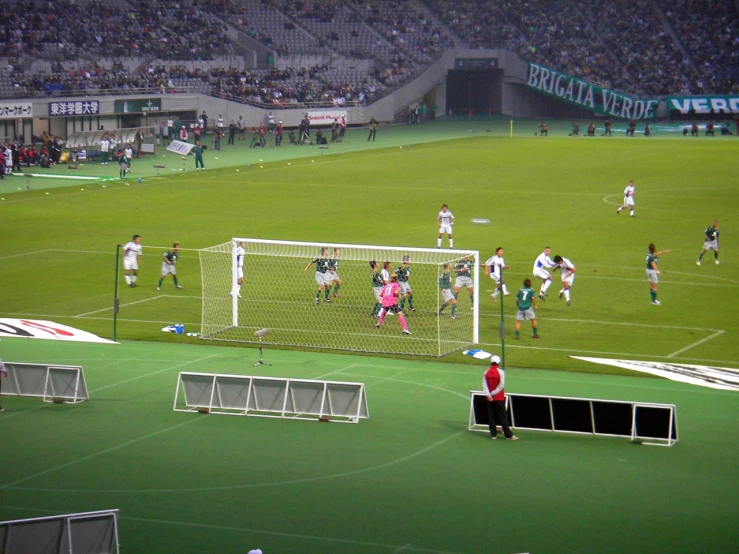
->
[480,312,722,332]
[74,296,163,317]
[667,330,725,358]
[499,270,739,287]
[0,249,52,261]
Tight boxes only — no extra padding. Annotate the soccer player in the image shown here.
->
[370,261,384,318]
[646,243,670,306]
[532,247,557,300]
[437,263,457,319]
[437,204,454,249]
[118,152,129,179]
[193,141,204,170]
[100,135,110,165]
[304,248,332,304]
[616,180,636,217]
[454,256,474,307]
[232,241,246,297]
[123,235,142,288]
[157,243,182,290]
[397,255,415,311]
[376,274,411,335]
[697,220,720,265]
[327,247,342,298]
[552,255,575,306]
[514,278,539,339]
[381,261,392,285]
[484,247,510,301]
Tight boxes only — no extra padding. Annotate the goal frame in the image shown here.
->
[204,237,480,354]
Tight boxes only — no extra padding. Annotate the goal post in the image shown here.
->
[199,238,479,356]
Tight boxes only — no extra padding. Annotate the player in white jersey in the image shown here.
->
[616,180,635,217]
[484,246,510,301]
[552,255,575,306]
[232,241,246,297]
[381,261,392,285]
[100,137,110,164]
[532,246,558,300]
[123,235,142,287]
[437,204,455,248]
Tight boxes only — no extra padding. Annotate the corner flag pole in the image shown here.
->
[113,244,121,341]
[500,270,506,368]
[509,119,513,138]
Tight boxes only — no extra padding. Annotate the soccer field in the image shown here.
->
[1,119,737,372]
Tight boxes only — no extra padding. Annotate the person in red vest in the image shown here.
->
[482,355,518,440]
[180,125,188,142]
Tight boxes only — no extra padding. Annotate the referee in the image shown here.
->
[482,356,518,440]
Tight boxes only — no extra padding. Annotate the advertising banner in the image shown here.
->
[115,98,162,114]
[527,63,659,120]
[49,100,100,116]
[666,95,739,115]
[166,140,195,156]
[0,102,32,119]
[0,319,117,344]
[306,110,347,125]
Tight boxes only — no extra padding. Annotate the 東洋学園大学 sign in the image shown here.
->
[527,63,659,120]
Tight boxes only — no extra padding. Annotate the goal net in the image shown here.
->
[199,239,479,356]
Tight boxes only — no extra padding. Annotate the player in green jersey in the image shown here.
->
[697,220,719,265]
[397,255,415,312]
[193,141,205,170]
[437,263,457,318]
[646,243,671,306]
[328,247,342,298]
[157,243,182,290]
[304,247,332,304]
[453,256,474,307]
[514,278,538,339]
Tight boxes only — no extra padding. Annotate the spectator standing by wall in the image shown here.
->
[367,117,378,141]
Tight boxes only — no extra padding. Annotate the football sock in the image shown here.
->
[399,298,405,310]
[449,239,454,248]
[437,238,442,248]
[173,277,179,287]
[333,283,340,294]
[438,305,446,314]
[407,296,413,309]
[315,290,321,300]
[630,210,635,216]
[451,304,457,316]
[564,289,571,301]
[502,284,509,295]
[492,290,499,299]
[157,277,164,288]
[617,207,622,212]
[650,290,656,302]
[399,313,408,331]
[373,302,381,316]
[515,330,520,338]
[469,293,474,305]
[533,327,538,336]
[698,253,704,260]
[541,280,551,294]
[714,252,719,260]
[125,275,131,285]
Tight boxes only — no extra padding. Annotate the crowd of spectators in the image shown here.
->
[0,0,233,61]
[0,0,737,104]
[662,0,739,94]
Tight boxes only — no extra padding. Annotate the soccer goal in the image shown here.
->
[199,239,480,356]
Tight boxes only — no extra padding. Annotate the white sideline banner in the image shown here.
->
[307,110,347,125]
[174,372,368,423]
[165,140,195,155]
[0,319,117,344]
[571,357,739,391]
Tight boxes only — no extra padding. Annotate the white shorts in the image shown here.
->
[123,259,138,271]
[703,240,718,251]
[623,197,634,207]
[533,267,550,281]
[315,272,331,286]
[161,262,177,276]
[455,276,473,289]
[399,282,412,294]
[441,289,454,303]
[237,266,244,279]
[489,271,502,284]
[646,269,658,284]
[439,224,453,235]
[516,308,536,320]
[561,272,575,287]
[328,272,340,282]
[373,286,384,302]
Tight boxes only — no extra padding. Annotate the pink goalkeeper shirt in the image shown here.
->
[380,282,400,307]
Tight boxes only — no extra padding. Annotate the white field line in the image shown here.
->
[498,269,739,287]
[667,330,725,358]
[480,312,721,332]
[0,312,201,326]
[74,296,163,318]
[313,363,359,380]
[0,249,52,261]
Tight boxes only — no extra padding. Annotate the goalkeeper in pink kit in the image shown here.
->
[376,274,412,335]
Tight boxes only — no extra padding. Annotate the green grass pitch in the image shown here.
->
[0,119,737,552]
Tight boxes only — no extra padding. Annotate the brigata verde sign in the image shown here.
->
[527,63,659,120]
[666,96,739,115]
